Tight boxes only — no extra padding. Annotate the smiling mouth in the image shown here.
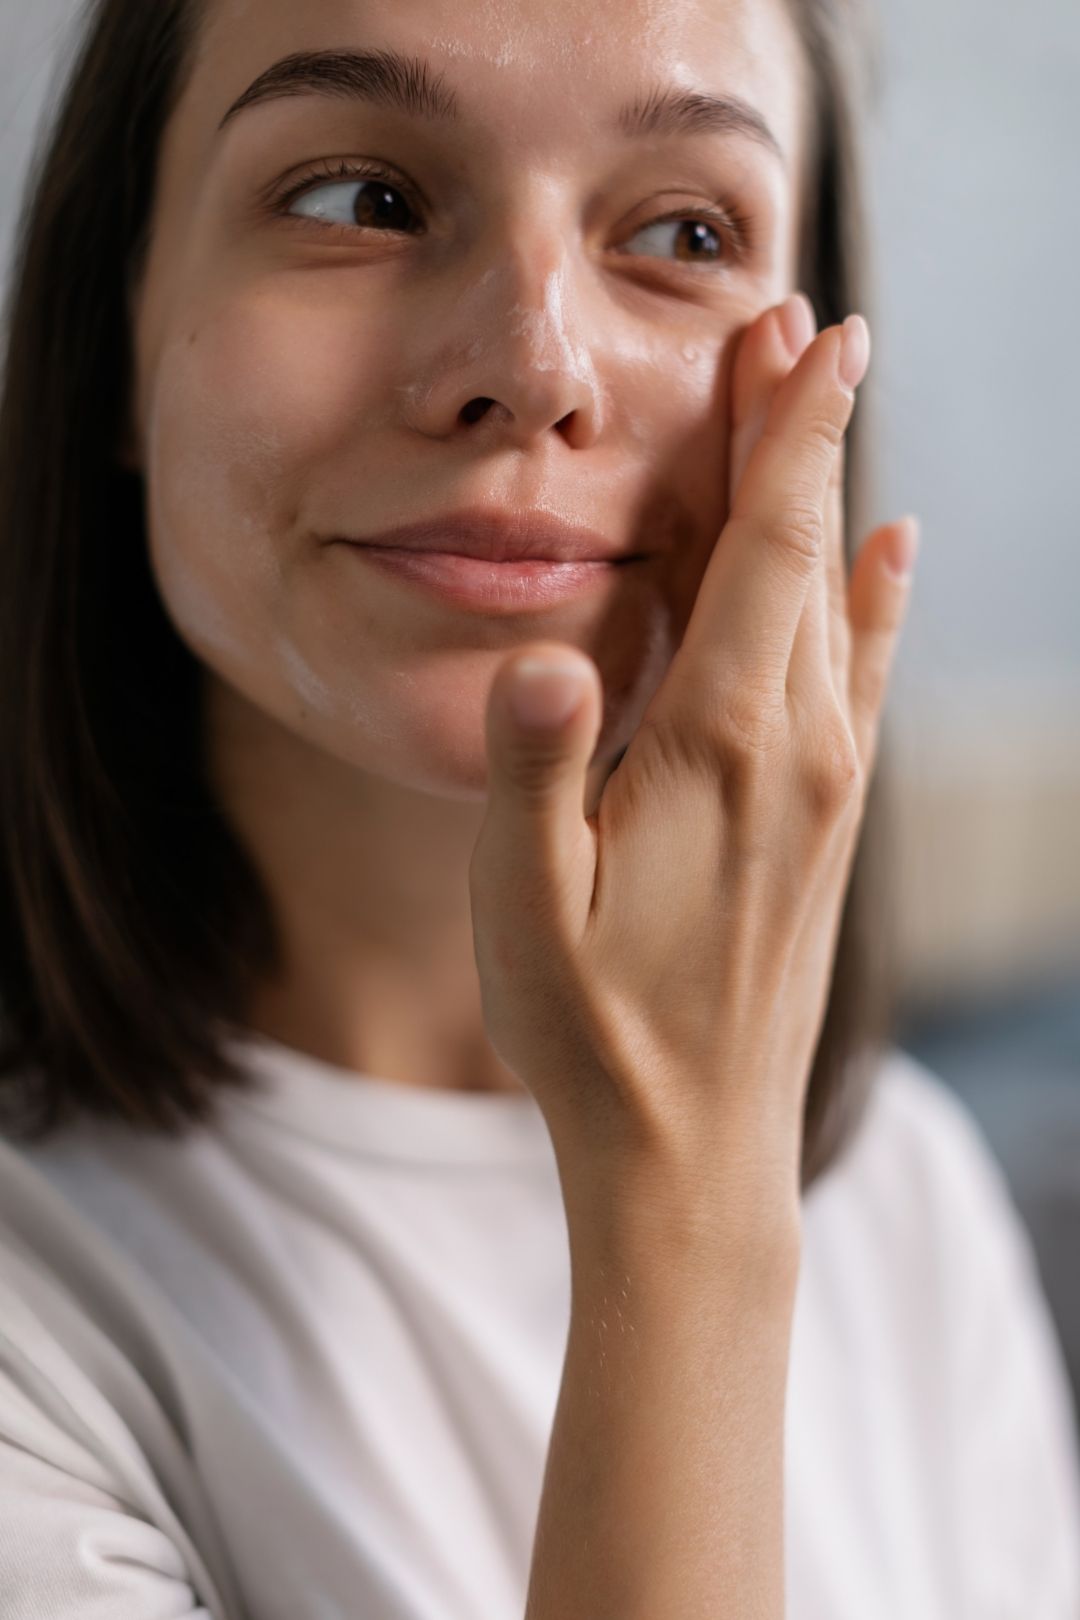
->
[360,545,644,565]
[341,506,649,566]
[341,541,646,614]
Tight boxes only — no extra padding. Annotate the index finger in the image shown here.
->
[676,316,869,706]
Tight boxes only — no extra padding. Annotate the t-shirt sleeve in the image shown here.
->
[901,1061,1080,1617]
[0,1253,228,1619]
[0,1427,216,1619]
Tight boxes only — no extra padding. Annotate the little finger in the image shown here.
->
[846,516,921,779]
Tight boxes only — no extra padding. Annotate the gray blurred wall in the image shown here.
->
[867,0,1080,700]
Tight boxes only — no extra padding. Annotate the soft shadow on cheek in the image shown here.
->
[645,382,737,644]
[141,297,382,650]
[141,315,289,670]
[147,294,393,517]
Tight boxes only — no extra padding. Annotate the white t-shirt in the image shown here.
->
[0,1034,1077,1619]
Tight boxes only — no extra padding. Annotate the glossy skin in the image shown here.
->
[127,0,813,1090]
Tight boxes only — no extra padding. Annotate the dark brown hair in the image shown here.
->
[0,0,899,1191]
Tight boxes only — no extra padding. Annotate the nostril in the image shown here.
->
[461,397,495,425]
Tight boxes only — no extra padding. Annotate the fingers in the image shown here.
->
[787,397,855,708]
[785,498,832,707]
[473,642,604,950]
[670,316,870,720]
[727,294,816,504]
[727,294,849,716]
[822,437,852,704]
[846,517,920,778]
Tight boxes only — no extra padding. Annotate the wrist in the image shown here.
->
[555,1144,803,1305]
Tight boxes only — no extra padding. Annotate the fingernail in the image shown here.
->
[884,516,921,578]
[510,659,587,729]
[838,314,871,391]
[778,292,816,359]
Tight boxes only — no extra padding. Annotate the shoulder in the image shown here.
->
[806,1045,1080,1606]
[803,1043,1080,1442]
[841,1043,1007,1187]
[810,1044,1036,1267]
[0,1134,250,1619]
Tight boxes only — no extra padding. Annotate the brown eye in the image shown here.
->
[350,181,416,232]
[624,215,730,266]
[289,177,419,234]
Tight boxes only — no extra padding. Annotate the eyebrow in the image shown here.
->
[218,47,786,169]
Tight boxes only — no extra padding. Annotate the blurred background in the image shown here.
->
[1,0,1077,1418]
[862,0,1080,1428]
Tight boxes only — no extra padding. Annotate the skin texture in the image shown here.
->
[125,0,812,1094]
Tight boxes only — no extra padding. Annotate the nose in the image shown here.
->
[401,222,605,450]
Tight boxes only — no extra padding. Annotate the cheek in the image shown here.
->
[139,294,386,665]
[143,294,382,533]
[636,330,738,561]
[141,311,286,681]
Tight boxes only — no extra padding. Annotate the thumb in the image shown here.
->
[474,644,602,922]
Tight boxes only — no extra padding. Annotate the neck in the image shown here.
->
[205,673,601,1095]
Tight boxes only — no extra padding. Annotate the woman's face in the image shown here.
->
[128,0,809,802]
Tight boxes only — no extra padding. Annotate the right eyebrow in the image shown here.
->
[217,47,787,171]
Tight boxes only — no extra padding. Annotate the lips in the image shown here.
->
[344,507,644,565]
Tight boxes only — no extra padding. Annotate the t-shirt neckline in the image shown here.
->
[216,1025,556,1170]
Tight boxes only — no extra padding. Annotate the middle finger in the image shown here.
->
[786,317,868,710]
[787,423,852,708]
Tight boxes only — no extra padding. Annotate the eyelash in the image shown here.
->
[268,156,757,268]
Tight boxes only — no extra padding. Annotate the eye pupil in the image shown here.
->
[677,220,721,261]
[354,183,413,232]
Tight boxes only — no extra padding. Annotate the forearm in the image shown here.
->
[524,1163,801,1620]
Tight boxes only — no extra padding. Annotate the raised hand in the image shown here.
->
[469,293,919,1221]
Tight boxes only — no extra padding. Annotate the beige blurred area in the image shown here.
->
[887,680,1080,1011]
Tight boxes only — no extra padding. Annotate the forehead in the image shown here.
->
[189,0,808,169]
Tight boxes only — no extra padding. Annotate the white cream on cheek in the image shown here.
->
[143,294,478,750]
[143,307,376,725]
[144,345,278,670]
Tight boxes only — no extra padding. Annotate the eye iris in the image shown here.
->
[354,182,413,231]
[675,220,722,262]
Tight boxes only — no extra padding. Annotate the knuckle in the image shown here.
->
[710,679,787,767]
[768,502,826,565]
[800,716,862,816]
[805,403,847,457]
[501,740,570,802]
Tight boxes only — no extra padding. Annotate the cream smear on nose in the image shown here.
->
[396,258,606,420]
[507,268,594,378]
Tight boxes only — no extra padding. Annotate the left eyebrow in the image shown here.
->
[217,47,787,170]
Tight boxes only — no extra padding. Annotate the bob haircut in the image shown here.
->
[0,0,896,1191]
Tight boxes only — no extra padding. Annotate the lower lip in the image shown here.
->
[346,545,641,612]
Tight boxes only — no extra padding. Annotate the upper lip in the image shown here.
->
[345,508,643,564]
